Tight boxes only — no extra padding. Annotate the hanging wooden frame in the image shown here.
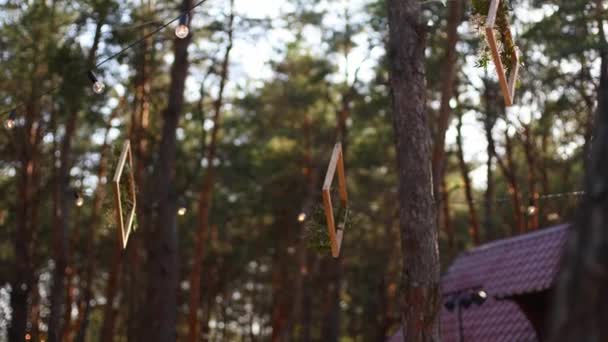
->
[322,143,348,258]
[485,0,520,107]
[112,140,137,249]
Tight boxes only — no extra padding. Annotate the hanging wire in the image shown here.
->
[448,190,585,207]
[0,0,210,118]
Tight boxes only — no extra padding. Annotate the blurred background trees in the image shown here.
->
[0,0,600,340]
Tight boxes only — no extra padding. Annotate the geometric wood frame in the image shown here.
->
[485,0,520,107]
[322,142,348,258]
[112,140,137,249]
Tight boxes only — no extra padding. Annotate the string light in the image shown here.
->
[4,110,15,130]
[178,198,188,216]
[298,212,307,222]
[87,71,105,94]
[175,13,190,39]
[1,0,209,118]
[526,198,537,216]
[74,191,84,207]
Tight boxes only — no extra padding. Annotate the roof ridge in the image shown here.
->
[463,223,569,254]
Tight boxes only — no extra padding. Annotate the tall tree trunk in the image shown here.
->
[504,131,525,234]
[549,1,608,338]
[320,257,341,342]
[99,242,123,342]
[74,98,123,342]
[188,2,234,340]
[126,5,155,339]
[9,106,42,341]
[431,0,463,200]
[482,78,500,241]
[387,1,441,340]
[29,280,41,341]
[289,114,317,340]
[441,171,454,255]
[9,26,47,342]
[522,124,540,230]
[61,205,82,342]
[48,15,104,342]
[491,129,524,235]
[319,57,357,342]
[456,114,481,245]
[139,0,194,340]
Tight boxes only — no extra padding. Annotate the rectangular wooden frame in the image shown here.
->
[322,143,348,258]
[112,140,137,249]
[485,0,520,107]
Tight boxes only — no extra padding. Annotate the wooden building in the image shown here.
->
[389,224,569,341]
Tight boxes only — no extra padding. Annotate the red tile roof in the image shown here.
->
[389,224,569,342]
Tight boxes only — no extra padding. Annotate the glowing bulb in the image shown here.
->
[527,205,536,216]
[298,213,307,222]
[93,81,105,94]
[74,191,84,207]
[4,110,16,130]
[175,13,189,39]
[178,207,187,216]
[87,71,105,94]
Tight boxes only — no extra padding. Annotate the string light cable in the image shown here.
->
[449,190,586,207]
[1,0,209,127]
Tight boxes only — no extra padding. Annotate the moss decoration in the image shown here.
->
[471,0,518,76]
[304,194,352,254]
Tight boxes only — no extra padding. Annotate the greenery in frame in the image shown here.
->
[304,188,353,253]
[470,0,519,76]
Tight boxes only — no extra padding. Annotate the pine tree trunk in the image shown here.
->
[188,4,234,339]
[48,107,77,342]
[9,104,41,341]
[48,15,104,341]
[550,3,608,339]
[441,171,454,255]
[289,113,317,340]
[75,99,123,342]
[483,79,500,241]
[99,242,123,342]
[387,0,441,340]
[139,0,194,340]
[491,129,524,235]
[504,131,525,234]
[456,114,481,245]
[431,0,463,199]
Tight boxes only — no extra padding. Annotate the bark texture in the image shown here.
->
[387,1,441,340]
[432,0,463,199]
[188,2,234,339]
[139,0,194,340]
[549,2,608,339]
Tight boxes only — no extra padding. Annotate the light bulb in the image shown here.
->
[74,191,84,207]
[298,213,307,222]
[93,81,105,94]
[175,24,189,39]
[527,205,536,216]
[175,13,189,39]
[88,71,105,94]
[4,110,16,130]
[178,207,187,216]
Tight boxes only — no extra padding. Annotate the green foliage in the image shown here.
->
[470,0,518,75]
[304,200,352,253]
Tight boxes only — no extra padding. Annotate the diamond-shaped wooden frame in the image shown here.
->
[112,140,137,249]
[485,0,520,107]
[322,143,348,258]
